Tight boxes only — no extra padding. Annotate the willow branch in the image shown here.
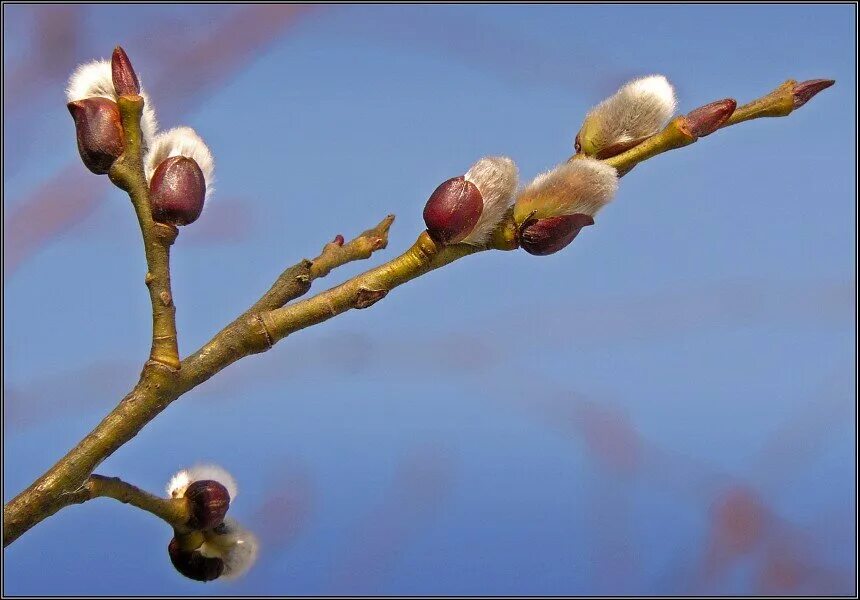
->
[179,214,520,390]
[262,234,477,342]
[3,75,832,549]
[3,366,177,547]
[109,95,180,370]
[249,214,395,314]
[66,475,191,530]
[1,216,394,547]
[597,78,832,176]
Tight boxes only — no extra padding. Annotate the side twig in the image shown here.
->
[66,475,192,531]
[109,95,180,370]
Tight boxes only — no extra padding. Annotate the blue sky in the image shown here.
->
[3,4,856,595]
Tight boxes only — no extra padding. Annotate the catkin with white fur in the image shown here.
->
[514,158,619,224]
[145,127,215,200]
[577,75,676,154]
[461,156,519,245]
[66,59,158,147]
[167,464,237,500]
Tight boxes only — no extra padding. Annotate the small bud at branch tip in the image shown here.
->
[792,79,835,109]
[111,46,140,96]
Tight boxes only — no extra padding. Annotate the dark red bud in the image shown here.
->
[684,98,737,137]
[333,234,345,246]
[67,97,125,174]
[519,213,595,256]
[184,480,231,530]
[168,538,224,582]
[792,79,835,109]
[422,176,483,244]
[149,155,206,226]
[111,46,140,96]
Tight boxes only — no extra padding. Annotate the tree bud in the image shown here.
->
[684,98,736,137]
[792,79,835,109]
[111,46,140,97]
[519,214,594,256]
[422,176,483,244]
[149,155,206,226]
[185,480,231,530]
[185,479,230,529]
[67,97,125,174]
[168,538,224,582]
[67,57,157,151]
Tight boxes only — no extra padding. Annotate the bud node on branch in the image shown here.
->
[354,288,388,309]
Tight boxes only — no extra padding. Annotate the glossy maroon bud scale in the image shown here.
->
[67,97,125,174]
[519,213,595,256]
[150,156,206,226]
[792,79,835,109]
[684,98,737,137]
[184,479,231,530]
[168,538,224,582]
[422,176,483,244]
[111,46,140,97]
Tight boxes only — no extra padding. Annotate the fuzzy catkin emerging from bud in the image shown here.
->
[514,158,618,224]
[66,58,158,149]
[145,127,215,226]
[200,518,260,580]
[461,156,518,246]
[576,75,677,159]
[168,464,238,501]
[423,156,518,246]
[513,158,618,256]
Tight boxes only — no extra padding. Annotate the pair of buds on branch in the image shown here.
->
[422,75,834,256]
[66,47,214,226]
[165,465,258,582]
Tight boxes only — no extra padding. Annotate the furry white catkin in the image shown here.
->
[201,518,259,579]
[66,59,158,148]
[145,126,215,200]
[167,464,238,500]
[513,158,619,223]
[577,75,677,156]
[461,156,519,245]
